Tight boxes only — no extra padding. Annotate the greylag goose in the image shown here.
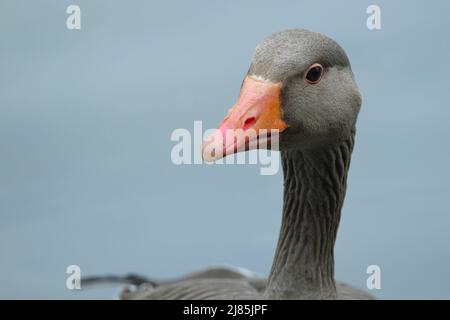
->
[121,29,371,300]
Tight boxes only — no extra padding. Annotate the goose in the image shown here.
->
[119,29,371,300]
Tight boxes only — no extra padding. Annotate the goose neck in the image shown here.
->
[265,136,354,299]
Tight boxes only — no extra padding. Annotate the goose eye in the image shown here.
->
[305,64,323,84]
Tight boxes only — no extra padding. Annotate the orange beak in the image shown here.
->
[202,76,288,162]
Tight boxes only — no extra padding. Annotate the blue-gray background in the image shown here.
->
[1,0,449,299]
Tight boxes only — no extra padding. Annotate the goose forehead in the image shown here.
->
[248,29,351,81]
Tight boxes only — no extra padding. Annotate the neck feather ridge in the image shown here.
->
[265,135,355,299]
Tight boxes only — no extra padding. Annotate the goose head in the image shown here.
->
[202,29,362,160]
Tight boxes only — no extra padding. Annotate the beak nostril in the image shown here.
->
[243,116,256,130]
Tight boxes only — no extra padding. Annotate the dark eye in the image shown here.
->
[305,63,323,84]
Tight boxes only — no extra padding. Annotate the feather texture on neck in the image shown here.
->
[265,134,355,299]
